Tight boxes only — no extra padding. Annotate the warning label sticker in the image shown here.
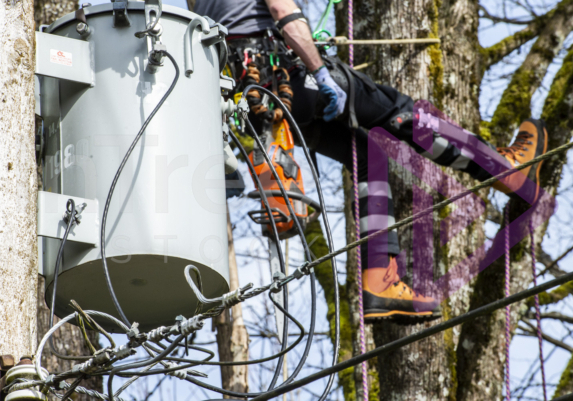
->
[50,49,72,67]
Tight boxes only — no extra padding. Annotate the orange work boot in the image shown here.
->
[493,118,548,202]
[363,258,441,323]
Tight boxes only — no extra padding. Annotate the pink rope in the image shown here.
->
[348,0,354,67]
[504,206,511,401]
[352,134,368,401]
[529,220,547,401]
[348,2,367,399]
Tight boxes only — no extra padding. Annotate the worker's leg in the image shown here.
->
[290,67,442,319]
[290,66,548,319]
[351,75,548,203]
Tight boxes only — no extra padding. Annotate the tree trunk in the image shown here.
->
[34,0,76,29]
[342,168,378,401]
[0,0,38,361]
[214,209,249,395]
[337,0,485,399]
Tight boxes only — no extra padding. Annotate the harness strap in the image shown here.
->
[275,9,309,35]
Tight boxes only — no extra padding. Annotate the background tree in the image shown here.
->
[0,0,38,365]
[327,0,573,399]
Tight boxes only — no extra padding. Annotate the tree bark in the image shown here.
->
[342,168,378,401]
[34,0,76,29]
[337,0,487,399]
[214,209,249,396]
[0,0,38,362]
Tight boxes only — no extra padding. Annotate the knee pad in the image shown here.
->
[387,111,414,141]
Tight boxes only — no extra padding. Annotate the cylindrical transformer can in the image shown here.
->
[40,3,230,332]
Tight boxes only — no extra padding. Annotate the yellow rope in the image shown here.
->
[326,36,441,46]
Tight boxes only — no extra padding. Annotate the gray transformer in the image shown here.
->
[39,2,231,332]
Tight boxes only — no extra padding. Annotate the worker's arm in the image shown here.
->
[265,0,323,71]
[265,0,347,121]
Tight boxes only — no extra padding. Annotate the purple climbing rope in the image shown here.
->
[348,0,354,67]
[504,205,511,401]
[348,1,368,400]
[529,220,547,401]
[352,131,369,401]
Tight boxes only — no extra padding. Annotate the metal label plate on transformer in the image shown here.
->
[35,31,94,86]
[37,191,99,246]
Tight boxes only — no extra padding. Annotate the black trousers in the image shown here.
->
[288,65,495,268]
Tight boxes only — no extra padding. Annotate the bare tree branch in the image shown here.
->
[479,4,535,25]
[519,320,573,352]
[537,244,573,277]
[480,6,555,70]
[485,0,573,146]
[540,312,573,324]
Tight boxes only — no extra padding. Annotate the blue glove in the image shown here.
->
[314,67,347,122]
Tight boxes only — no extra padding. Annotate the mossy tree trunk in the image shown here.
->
[335,0,481,398]
[332,0,573,399]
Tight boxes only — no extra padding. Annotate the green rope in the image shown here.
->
[312,0,342,41]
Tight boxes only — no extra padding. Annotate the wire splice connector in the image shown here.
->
[147,326,168,343]
[179,316,204,336]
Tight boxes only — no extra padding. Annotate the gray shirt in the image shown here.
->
[193,0,275,36]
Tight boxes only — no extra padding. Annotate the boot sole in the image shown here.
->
[531,121,548,203]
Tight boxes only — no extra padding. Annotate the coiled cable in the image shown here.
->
[242,85,340,401]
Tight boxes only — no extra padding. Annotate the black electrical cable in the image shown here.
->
[140,294,306,368]
[228,130,292,386]
[47,199,91,361]
[107,333,186,401]
[147,342,216,363]
[243,85,340,401]
[100,50,180,327]
[230,127,318,390]
[111,294,306,399]
[245,118,319,390]
[233,114,319,391]
[179,291,307,398]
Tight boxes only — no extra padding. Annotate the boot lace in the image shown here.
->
[393,281,419,297]
[497,131,534,160]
